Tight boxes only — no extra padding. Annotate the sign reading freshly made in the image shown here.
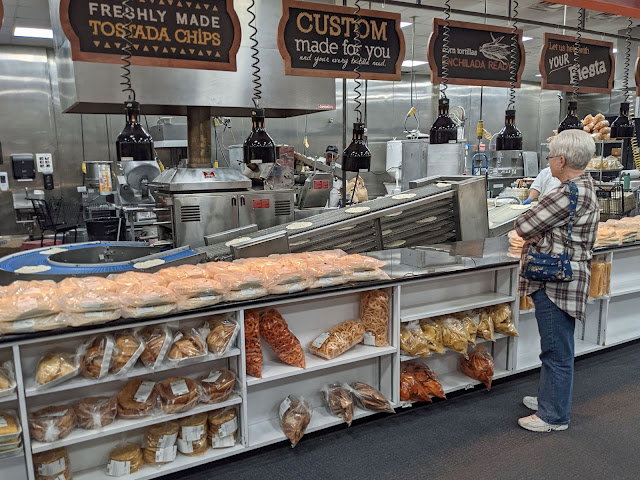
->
[278,0,405,81]
[428,19,525,88]
[60,0,241,71]
[539,33,614,94]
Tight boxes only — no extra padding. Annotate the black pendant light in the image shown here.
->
[342,0,371,174]
[496,0,522,151]
[610,18,635,139]
[117,0,154,162]
[558,8,585,134]
[430,0,457,144]
[557,100,582,133]
[243,0,277,164]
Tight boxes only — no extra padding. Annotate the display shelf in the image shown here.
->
[574,339,602,357]
[74,444,245,480]
[401,292,515,323]
[25,348,241,397]
[516,349,541,372]
[399,334,509,363]
[0,392,18,404]
[519,308,535,315]
[248,405,376,449]
[440,369,510,394]
[246,345,396,386]
[609,284,640,298]
[604,318,640,347]
[30,394,243,454]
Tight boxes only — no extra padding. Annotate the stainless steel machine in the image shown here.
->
[153,167,294,248]
[400,140,466,192]
[465,147,538,197]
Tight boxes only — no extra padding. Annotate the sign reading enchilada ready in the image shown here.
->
[277,0,405,81]
[60,0,241,71]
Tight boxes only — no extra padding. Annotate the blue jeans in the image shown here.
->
[531,289,576,425]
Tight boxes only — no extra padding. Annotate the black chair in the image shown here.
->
[31,199,81,247]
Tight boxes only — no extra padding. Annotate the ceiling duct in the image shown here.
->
[48,0,335,116]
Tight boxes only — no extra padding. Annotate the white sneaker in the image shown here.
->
[523,396,538,411]
[518,414,568,432]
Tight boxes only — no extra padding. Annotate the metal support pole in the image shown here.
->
[187,106,212,168]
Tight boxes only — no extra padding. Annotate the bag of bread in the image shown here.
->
[590,262,605,298]
[435,317,469,357]
[260,309,306,369]
[520,296,535,311]
[477,309,496,342]
[400,321,431,357]
[29,405,75,442]
[360,290,389,347]
[117,379,159,418]
[0,280,59,322]
[268,279,313,295]
[419,319,445,354]
[175,294,224,312]
[107,443,143,476]
[198,369,236,404]
[0,361,16,397]
[170,277,226,311]
[139,326,172,369]
[400,371,432,403]
[34,447,72,480]
[244,310,263,378]
[119,281,177,308]
[208,407,239,448]
[403,361,446,399]
[212,267,264,292]
[155,264,206,282]
[110,330,145,375]
[322,383,354,426]
[57,309,122,328]
[80,335,115,380]
[35,351,80,389]
[347,382,395,413]
[167,327,208,365]
[0,410,22,441]
[158,377,200,414]
[488,303,518,337]
[204,314,239,356]
[224,286,269,302]
[279,396,311,448]
[459,344,494,390]
[177,413,208,456]
[57,277,120,313]
[309,276,349,289]
[142,421,179,465]
[75,396,117,430]
[121,303,176,319]
[108,271,167,288]
[309,320,365,360]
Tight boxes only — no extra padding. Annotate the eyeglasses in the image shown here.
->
[546,155,560,162]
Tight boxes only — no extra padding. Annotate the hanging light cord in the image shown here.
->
[440,0,451,98]
[248,0,261,108]
[353,0,363,123]
[404,17,420,134]
[571,8,585,101]
[508,0,518,110]
[623,17,632,103]
[120,0,135,101]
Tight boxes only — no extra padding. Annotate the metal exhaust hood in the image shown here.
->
[48,0,336,117]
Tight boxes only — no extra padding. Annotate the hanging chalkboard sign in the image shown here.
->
[635,47,640,97]
[0,1,4,32]
[278,0,405,81]
[60,0,241,71]
[427,19,525,88]
[539,33,614,94]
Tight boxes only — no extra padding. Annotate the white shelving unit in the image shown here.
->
[3,244,640,480]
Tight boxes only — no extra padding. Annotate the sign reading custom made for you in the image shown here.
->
[278,0,405,81]
[539,33,614,94]
[428,19,525,88]
[60,0,241,71]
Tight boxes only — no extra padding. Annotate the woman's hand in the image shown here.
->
[529,235,543,245]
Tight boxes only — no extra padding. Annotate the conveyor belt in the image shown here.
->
[198,182,457,261]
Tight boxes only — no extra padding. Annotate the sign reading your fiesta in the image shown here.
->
[278,0,405,81]
[428,19,524,88]
[539,33,614,94]
[60,0,241,71]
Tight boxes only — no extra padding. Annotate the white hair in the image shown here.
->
[549,129,596,170]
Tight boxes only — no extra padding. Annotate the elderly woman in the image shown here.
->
[514,129,599,432]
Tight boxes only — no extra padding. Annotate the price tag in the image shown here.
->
[0,416,7,428]
[156,432,178,449]
[212,434,235,448]
[177,438,194,453]
[312,332,330,348]
[170,380,190,396]
[279,397,292,419]
[137,307,155,315]
[181,425,205,442]
[205,371,222,383]
[106,460,130,477]
[134,381,155,403]
[12,319,35,331]
[363,332,377,346]
[155,445,177,463]
[38,458,66,476]
[218,417,238,437]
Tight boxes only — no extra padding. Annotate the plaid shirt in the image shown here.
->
[515,173,600,322]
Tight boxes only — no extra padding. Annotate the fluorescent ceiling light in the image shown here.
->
[402,60,428,67]
[522,36,533,41]
[613,48,618,54]
[13,27,53,39]
[535,74,542,77]
[400,21,412,28]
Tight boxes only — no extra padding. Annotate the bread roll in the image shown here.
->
[110,332,143,374]
[108,443,143,474]
[75,397,117,430]
[157,377,199,414]
[35,352,78,386]
[198,370,236,404]
[29,405,75,442]
[117,379,158,418]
